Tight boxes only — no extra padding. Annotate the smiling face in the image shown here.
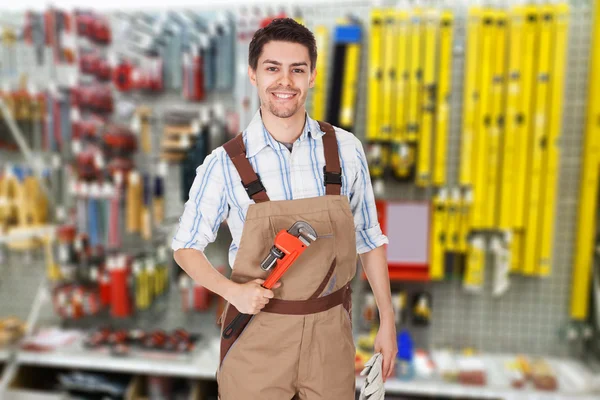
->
[248,40,316,119]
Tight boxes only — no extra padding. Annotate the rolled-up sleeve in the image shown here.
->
[171,149,229,252]
[349,139,389,254]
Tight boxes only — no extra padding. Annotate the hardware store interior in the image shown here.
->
[1,0,600,399]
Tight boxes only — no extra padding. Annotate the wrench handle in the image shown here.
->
[222,311,252,339]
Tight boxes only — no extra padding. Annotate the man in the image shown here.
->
[172,18,397,399]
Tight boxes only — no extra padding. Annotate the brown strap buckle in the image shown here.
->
[243,175,266,198]
[323,166,342,186]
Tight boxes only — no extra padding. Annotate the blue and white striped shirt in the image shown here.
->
[172,110,388,268]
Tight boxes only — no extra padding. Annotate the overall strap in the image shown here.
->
[317,121,342,196]
[223,134,270,203]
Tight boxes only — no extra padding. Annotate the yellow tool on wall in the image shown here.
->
[134,260,150,310]
[338,22,362,133]
[523,6,552,277]
[485,10,507,228]
[471,9,495,230]
[499,5,525,230]
[416,9,439,187]
[457,189,472,255]
[0,171,19,229]
[464,234,486,293]
[381,9,397,146]
[571,0,600,320]
[513,6,539,232]
[459,7,483,187]
[312,25,329,122]
[366,9,385,180]
[430,188,449,280]
[380,9,398,182]
[538,3,569,277]
[406,8,422,144]
[510,232,524,273]
[126,171,142,234]
[432,11,454,187]
[391,9,410,180]
[136,106,152,154]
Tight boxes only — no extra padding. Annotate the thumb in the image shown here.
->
[253,279,265,285]
[272,281,282,289]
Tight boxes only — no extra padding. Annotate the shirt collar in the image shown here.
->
[243,109,326,158]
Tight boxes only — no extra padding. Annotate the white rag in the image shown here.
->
[359,353,385,400]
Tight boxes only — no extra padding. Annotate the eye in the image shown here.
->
[267,67,278,72]
[293,69,305,73]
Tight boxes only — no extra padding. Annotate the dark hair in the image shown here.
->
[248,18,317,72]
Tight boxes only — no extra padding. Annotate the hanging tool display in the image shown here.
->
[74,10,112,45]
[44,7,76,64]
[429,187,469,282]
[182,44,205,102]
[415,9,439,187]
[0,165,51,250]
[23,11,47,66]
[222,221,318,339]
[133,106,153,154]
[366,7,454,187]
[432,11,453,186]
[73,84,114,114]
[457,3,569,286]
[430,188,449,281]
[126,171,142,234]
[160,108,201,162]
[311,25,329,121]
[412,291,432,326]
[365,9,386,184]
[484,10,507,229]
[571,0,600,321]
[79,50,112,82]
[327,18,362,133]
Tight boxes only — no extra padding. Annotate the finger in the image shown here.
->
[386,355,394,379]
[381,356,389,381]
[253,279,265,285]
[272,282,282,289]
[262,288,275,299]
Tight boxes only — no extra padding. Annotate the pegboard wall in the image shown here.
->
[0,0,595,359]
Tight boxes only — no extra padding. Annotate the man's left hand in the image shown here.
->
[373,319,398,381]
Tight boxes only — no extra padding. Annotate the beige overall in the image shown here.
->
[216,121,358,400]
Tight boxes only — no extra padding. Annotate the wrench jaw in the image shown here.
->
[288,221,318,245]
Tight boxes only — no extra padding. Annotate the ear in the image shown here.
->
[248,66,257,87]
[309,68,317,89]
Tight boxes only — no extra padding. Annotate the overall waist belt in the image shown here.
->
[262,283,351,315]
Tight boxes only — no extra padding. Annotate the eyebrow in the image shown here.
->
[263,60,308,67]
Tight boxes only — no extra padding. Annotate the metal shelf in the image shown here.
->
[15,336,220,379]
[357,353,600,400]
[0,389,63,400]
[12,335,600,400]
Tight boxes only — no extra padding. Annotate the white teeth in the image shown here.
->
[273,93,294,99]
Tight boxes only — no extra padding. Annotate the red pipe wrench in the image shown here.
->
[222,221,317,339]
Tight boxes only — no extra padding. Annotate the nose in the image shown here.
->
[277,70,293,87]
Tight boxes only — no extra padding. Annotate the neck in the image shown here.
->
[260,106,307,143]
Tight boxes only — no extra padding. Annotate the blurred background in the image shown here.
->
[1,0,600,399]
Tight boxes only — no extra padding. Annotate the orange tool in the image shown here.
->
[222,221,317,339]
